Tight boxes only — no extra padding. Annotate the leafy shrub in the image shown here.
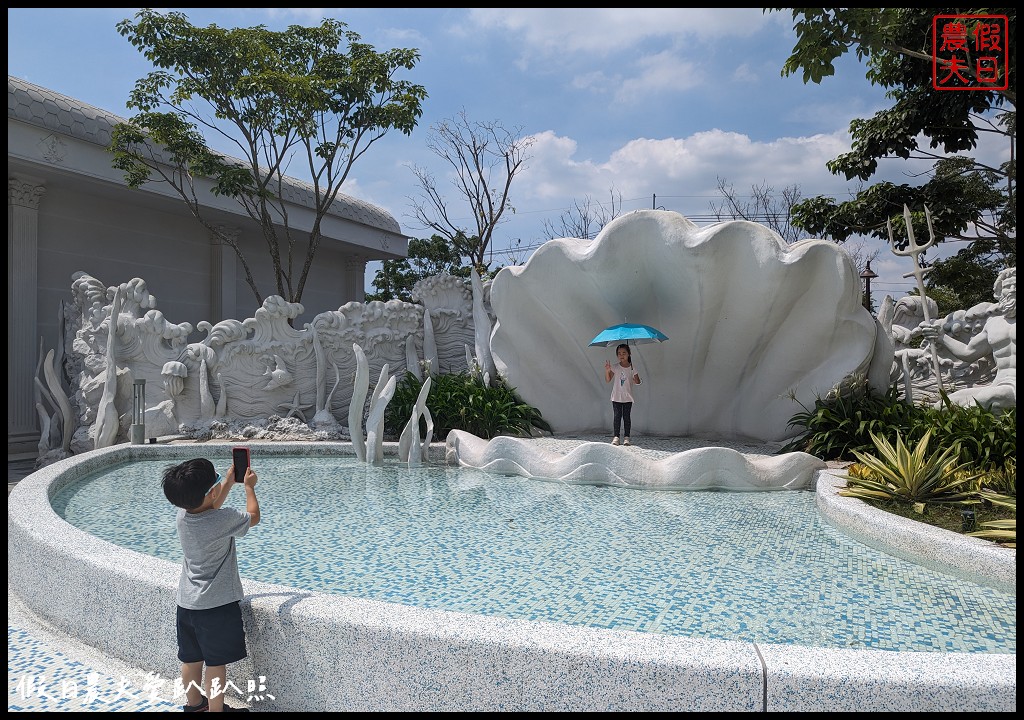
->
[779,379,918,460]
[922,396,1015,470]
[831,390,1016,544]
[782,377,1016,470]
[384,371,552,441]
[978,458,1016,495]
[838,430,979,510]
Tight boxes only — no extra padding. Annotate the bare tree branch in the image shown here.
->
[542,187,623,240]
[408,110,534,272]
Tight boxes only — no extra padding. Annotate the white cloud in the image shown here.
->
[612,52,705,102]
[464,8,772,57]
[731,62,759,84]
[519,128,864,208]
[570,51,705,102]
[260,8,329,24]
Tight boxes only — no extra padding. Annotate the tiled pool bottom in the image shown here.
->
[51,456,1014,654]
[8,442,1017,712]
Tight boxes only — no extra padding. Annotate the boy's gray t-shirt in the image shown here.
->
[175,507,251,610]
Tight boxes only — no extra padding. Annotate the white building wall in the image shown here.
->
[8,74,409,453]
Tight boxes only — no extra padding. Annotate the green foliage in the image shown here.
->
[968,492,1016,546]
[110,9,427,307]
[923,237,1011,313]
[978,458,1016,496]
[838,430,979,507]
[779,381,916,460]
[771,8,1015,306]
[790,376,1016,544]
[367,235,472,302]
[384,372,551,441]
[910,285,963,319]
[862,492,1015,540]
[927,396,1016,471]
[782,378,1016,470]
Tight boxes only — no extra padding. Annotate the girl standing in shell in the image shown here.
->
[604,343,641,446]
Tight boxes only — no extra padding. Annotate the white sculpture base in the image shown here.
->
[445,430,826,491]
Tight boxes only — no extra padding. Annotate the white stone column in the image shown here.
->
[345,259,367,304]
[8,177,46,453]
[211,225,239,323]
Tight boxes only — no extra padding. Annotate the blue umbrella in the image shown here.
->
[589,322,669,347]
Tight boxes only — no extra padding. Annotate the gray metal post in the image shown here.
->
[130,379,146,445]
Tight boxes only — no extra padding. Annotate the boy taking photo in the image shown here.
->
[162,457,261,712]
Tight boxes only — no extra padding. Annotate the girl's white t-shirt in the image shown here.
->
[610,364,638,403]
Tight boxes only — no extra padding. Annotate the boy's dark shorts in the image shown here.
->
[176,602,247,666]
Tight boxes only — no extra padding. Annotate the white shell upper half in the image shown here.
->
[488,210,877,442]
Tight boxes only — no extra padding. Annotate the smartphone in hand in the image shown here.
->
[232,447,250,482]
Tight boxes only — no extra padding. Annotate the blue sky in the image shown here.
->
[8,8,1003,299]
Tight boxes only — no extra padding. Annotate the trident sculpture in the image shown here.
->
[887,204,944,396]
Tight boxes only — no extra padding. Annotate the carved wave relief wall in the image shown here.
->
[59,272,478,454]
[488,210,879,442]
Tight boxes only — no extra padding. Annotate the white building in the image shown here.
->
[8,75,410,454]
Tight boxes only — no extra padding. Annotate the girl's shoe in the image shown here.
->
[183,696,209,712]
[623,437,631,446]
[611,437,620,445]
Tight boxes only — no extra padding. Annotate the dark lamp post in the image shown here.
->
[860,261,878,312]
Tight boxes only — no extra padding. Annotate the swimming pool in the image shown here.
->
[52,455,1015,654]
[8,442,1016,711]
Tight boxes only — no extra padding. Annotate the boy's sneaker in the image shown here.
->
[183,696,209,712]
[184,696,247,712]
[611,437,619,445]
[623,437,631,446]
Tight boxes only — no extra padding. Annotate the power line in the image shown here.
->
[496,188,863,219]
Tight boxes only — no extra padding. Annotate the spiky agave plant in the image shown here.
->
[969,492,1016,547]
[838,430,979,512]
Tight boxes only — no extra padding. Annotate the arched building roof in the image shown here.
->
[7,74,404,238]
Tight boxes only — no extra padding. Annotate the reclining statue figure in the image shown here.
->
[919,267,1016,411]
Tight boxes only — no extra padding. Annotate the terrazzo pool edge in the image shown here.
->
[7,442,1017,712]
[816,469,1015,593]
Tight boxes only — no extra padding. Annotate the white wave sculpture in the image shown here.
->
[35,348,74,459]
[422,307,438,375]
[405,335,421,381]
[93,286,124,450]
[488,210,881,442]
[349,343,369,462]
[398,375,433,467]
[365,363,396,466]
[446,430,825,491]
[470,270,496,383]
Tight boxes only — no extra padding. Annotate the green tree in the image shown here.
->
[367,234,471,302]
[109,9,427,307]
[771,8,1015,304]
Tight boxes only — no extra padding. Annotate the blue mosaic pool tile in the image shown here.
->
[48,456,1016,655]
[8,625,180,712]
